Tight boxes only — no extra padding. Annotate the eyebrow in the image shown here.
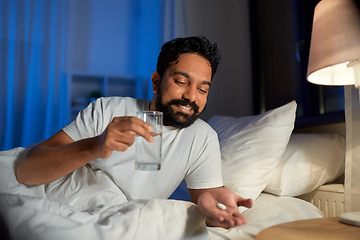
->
[171,71,212,87]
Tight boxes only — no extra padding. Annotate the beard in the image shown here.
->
[155,90,200,129]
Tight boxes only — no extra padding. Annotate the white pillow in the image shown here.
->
[264,133,345,196]
[208,101,297,213]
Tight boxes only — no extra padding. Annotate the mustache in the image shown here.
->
[168,99,199,114]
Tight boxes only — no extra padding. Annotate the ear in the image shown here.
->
[151,71,160,93]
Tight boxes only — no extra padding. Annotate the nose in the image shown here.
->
[182,85,197,103]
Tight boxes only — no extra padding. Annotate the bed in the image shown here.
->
[0,101,346,240]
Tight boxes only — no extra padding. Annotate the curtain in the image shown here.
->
[0,0,68,151]
[344,85,360,212]
[162,0,188,42]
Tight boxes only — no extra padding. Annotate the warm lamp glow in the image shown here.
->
[307,0,360,87]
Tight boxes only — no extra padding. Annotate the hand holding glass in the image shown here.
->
[135,111,163,170]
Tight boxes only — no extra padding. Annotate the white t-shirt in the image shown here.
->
[63,97,223,201]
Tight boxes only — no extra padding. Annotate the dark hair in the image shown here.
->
[156,36,221,79]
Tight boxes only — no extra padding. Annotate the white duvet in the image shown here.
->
[0,147,323,240]
[0,194,208,240]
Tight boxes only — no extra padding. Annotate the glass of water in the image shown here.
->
[135,111,163,170]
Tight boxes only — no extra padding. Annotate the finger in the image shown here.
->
[235,196,253,208]
[208,209,246,228]
[114,131,137,146]
[211,208,236,224]
[102,131,136,152]
[113,116,153,132]
[232,211,247,225]
[205,218,230,229]
[200,204,227,223]
[214,202,247,227]
[210,213,225,223]
[222,216,236,228]
[106,124,137,144]
[222,213,247,228]
[244,198,253,208]
[112,117,154,142]
[107,140,130,152]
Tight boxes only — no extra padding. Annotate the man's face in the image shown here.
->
[151,53,212,129]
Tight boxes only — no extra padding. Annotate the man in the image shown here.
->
[15,36,252,228]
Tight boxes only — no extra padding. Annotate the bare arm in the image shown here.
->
[16,130,97,185]
[15,116,154,185]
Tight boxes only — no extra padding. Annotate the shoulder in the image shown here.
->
[96,97,145,107]
[94,97,148,116]
[182,118,218,139]
[189,118,217,132]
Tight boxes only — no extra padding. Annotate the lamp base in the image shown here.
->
[349,60,360,88]
[339,212,360,227]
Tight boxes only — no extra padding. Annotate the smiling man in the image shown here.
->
[15,36,252,228]
[152,53,208,128]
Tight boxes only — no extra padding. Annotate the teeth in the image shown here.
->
[180,105,192,111]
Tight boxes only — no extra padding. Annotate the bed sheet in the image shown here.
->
[0,147,324,240]
[208,193,324,240]
[0,194,208,240]
[0,147,210,240]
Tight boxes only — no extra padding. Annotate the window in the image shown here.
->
[249,0,345,128]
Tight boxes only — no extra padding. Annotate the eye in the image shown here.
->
[198,88,208,94]
[174,79,187,85]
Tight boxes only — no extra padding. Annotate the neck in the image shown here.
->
[149,97,156,111]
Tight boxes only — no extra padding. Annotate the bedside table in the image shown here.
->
[255,217,360,240]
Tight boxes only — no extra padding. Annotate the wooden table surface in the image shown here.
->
[255,217,360,240]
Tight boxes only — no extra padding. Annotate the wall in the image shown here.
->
[174,0,253,121]
[256,0,302,113]
[65,0,253,120]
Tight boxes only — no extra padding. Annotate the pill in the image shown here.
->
[216,203,226,210]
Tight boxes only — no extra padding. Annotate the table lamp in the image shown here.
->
[307,0,360,226]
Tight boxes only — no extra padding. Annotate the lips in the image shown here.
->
[166,99,200,114]
[179,105,192,111]
[154,97,200,128]
[173,104,193,115]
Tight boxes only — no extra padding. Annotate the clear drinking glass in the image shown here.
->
[135,111,163,170]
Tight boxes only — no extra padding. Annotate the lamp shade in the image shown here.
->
[307,0,360,86]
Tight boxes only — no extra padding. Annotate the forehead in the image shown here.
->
[168,53,212,80]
